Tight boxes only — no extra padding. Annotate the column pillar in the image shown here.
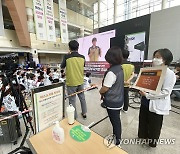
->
[80,26,85,37]
[113,0,117,23]
[161,0,167,9]
[26,7,35,33]
[98,0,101,28]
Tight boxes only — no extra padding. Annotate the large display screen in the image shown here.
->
[125,32,146,62]
[78,30,116,62]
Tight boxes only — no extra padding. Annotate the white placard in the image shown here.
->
[33,85,64,133]
[0,0,4,36]
[59,0,69,43]
[44,0,56,42]
[33,0,47,40]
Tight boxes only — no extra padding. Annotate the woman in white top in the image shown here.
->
[138,48,176,147]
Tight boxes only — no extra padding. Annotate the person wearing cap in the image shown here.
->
[88,37,102,61]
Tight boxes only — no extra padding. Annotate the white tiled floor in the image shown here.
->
[0,77,180,154]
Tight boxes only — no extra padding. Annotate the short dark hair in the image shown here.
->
[60,69,64,73]
[122,49,130,59]
[38,76,44,81]
[47,68,51,75]
[69,40,79,51]
[86,72,91,77]
[54,68,57,72]
[92,37,97,42]
[105,47,123,65]
[153,48,173,66]
[175,63,180,68]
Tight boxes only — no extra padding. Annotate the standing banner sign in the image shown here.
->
[33,0,47,40]
[0,0,4,36]
[32,83,65,133]
[44,0,56,42]
[59,0,69,43]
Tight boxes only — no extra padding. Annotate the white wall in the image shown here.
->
[148,6,180,62]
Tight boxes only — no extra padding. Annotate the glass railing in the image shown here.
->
[66,0,93,19]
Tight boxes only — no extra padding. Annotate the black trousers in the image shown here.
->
[107,109,121,145]
[123,87,129,111]
[138,104,163,147]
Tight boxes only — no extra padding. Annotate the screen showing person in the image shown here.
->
[78,30,116,62]
[88,38,102,61]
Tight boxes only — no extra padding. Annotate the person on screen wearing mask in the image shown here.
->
[88,37,102,61]
[99,47,124,147]
[138,48,176,148]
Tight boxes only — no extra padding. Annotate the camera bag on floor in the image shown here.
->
[0,111,22,144]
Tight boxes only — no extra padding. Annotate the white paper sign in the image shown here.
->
[33,86,64,133]
[33,0,47,40]
[59,0,69,43]
[44,0,56,42]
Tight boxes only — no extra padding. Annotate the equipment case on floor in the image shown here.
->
[0,112,21,144]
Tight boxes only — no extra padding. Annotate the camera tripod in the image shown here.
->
[0,74,34,154]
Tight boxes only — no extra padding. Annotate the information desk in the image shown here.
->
[27,118,127,154]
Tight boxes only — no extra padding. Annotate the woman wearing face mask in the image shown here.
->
[138,48,176,148]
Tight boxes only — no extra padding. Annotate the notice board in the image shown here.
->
[32,83,65,133]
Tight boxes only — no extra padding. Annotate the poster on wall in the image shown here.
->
[33,0,47,40]
[125,32,146,62]
[132,66,167,94]
[32,83,65,133]
[0,0,4,36]
[59,0,69,43]
[44,0,56,42]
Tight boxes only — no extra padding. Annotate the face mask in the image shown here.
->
[152,58,163,66]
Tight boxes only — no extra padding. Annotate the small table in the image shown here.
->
[27,118,128,154]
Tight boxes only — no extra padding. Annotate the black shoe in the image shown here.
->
[81,113,87,119]
[174,97,180,101]
[101,102,106,108]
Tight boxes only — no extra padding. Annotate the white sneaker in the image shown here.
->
[117,144,121,148]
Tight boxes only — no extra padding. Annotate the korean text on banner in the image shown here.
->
[59,0,69,43]
[33,0,47,40]
[44,0,56,42]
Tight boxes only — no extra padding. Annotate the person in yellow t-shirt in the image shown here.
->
[122,49,134,113]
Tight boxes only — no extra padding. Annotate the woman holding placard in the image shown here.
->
[138,49,176,147]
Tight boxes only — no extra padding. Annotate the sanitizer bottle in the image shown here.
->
[52,121,64,144]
